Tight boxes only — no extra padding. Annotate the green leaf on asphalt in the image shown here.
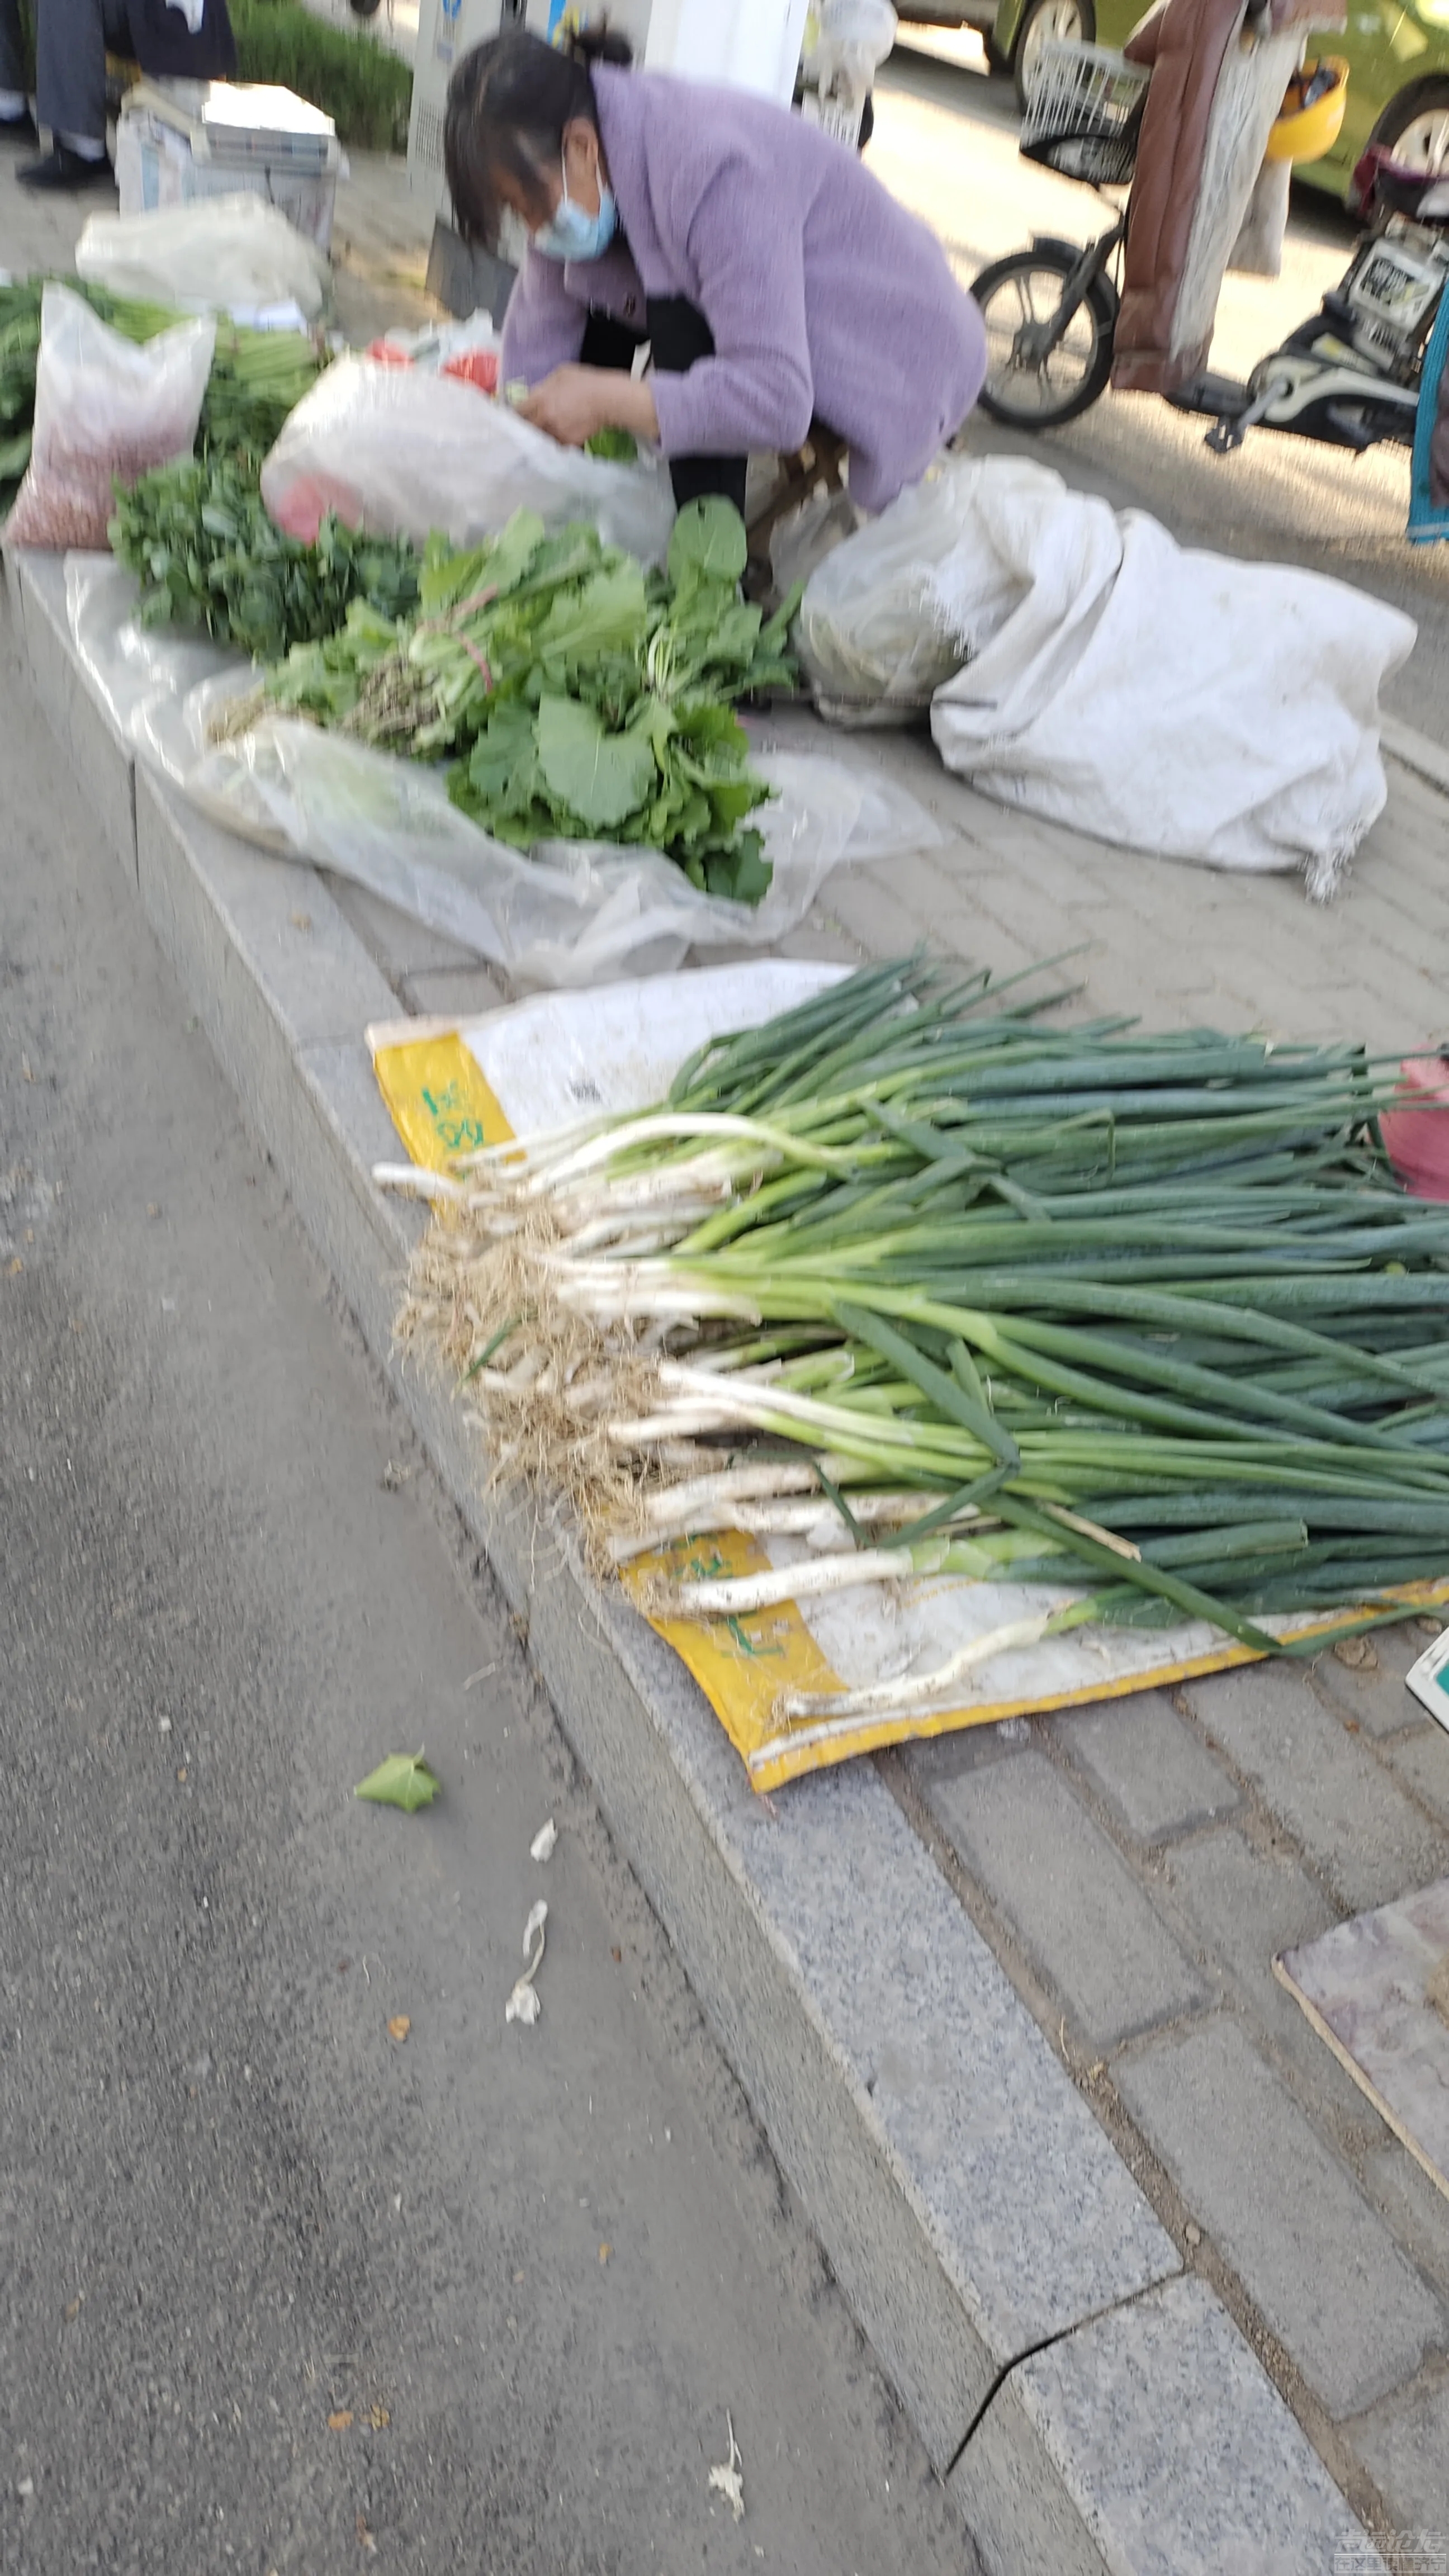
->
[354,1751,441,1812]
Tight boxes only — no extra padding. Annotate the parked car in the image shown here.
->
[897,0,1449,199]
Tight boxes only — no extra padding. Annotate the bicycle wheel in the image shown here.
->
[971,245,1117,430]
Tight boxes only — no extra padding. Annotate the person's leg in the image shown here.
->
[578,309,646,375]
[0,0,36,129]
[20,0,113,184]
[644,296,749,518]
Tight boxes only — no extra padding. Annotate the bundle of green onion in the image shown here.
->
[391,959,1449,1716]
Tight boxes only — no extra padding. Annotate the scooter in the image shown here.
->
[971,40,1449,457]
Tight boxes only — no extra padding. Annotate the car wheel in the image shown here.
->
[1012,0,1096,113]
[1370,77,1449,176]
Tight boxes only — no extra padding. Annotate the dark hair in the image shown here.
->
[444,26,632,252]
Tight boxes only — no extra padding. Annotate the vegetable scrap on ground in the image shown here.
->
[216,496,801,902]
[387,957,1449,1730]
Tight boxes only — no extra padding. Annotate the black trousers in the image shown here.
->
[579,299,748,521]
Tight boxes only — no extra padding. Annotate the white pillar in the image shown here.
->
[641,0,813,102]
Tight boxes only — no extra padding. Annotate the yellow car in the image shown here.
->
[899,0,1449,198]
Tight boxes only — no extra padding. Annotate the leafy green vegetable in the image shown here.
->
[108,454,419,663]
[247,495,802,903]
[197,321,324,466]
[667,495,748,591]
[584,425,639,462]
[537,694,657,830]
[354,1751,441,1811]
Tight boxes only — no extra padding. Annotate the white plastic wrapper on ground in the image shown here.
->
[68,557,940,989]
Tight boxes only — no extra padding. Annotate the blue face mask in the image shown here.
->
[532,159,618,263]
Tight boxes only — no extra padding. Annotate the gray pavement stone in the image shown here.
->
[826,869,931,959]
[135,781,397,1057]
[1382,1726,1449,1827]
[922,1750,1211,2048]
[905,1715,1032,1792]
[1052,1692,1240,1843]
[1351,2367,1449,2540]
[1167,1829,1382,2138]
[953,2275,1385,2576]
[1309,1621,1443,1737]
[400,965,508,1022]
[14,555,136,886]
[1363,2146,1449,2309]
[701,1750,1179,2406]
[1182,1661,1449,1914]
[325,875,486,981]
[1116,2018,1445,2418]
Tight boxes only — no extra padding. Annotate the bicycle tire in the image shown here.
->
[971,244,1117,430]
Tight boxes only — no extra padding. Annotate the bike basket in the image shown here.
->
[1020,40,1149,186]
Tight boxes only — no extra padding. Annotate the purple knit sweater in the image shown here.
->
[498,63,985,514]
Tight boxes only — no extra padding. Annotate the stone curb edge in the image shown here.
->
[2,548,1388,2576]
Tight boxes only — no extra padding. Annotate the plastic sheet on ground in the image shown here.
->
[363,966,1449,1793]
[69,556,937,988]
[804,454,1416,889]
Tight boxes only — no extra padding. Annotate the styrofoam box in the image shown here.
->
[116,107,340,252]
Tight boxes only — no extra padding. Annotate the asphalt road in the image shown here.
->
[877,28,1449,746]
[0,622,977,2573]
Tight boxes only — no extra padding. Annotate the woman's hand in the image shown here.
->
[518,366,660,451]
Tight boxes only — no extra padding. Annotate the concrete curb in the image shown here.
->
[4,546,1389,2576]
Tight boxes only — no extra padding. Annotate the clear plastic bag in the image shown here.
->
[795,457,1019,725]
[4,286,215,551]
[261,357,678,565]
[69,556,942,989]
[75,195,330,321]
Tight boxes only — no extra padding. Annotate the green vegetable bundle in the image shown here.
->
[108,453,419,662]
[250,498,800,903]
[400,959,1449,1719]
[197,319,325,466]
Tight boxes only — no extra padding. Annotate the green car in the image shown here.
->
[898,0,1449,196]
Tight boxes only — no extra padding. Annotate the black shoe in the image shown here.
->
[0,106,39,145]
[17,143,114,191]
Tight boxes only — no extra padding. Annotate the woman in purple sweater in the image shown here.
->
[443,25,986,522]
